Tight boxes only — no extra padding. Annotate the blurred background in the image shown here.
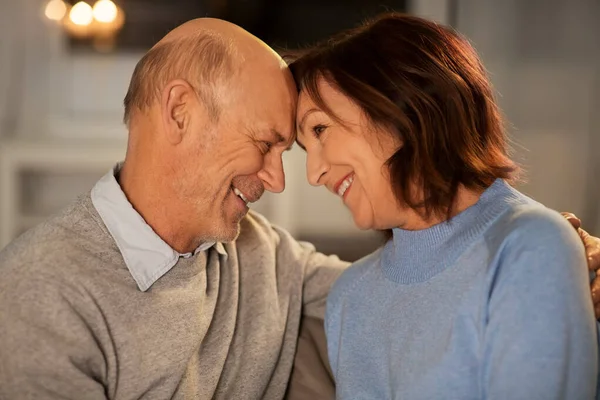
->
[0,0,598,260]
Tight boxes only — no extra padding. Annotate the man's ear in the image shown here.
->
[160,79,195,145]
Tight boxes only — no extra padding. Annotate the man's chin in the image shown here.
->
[212,220,242,243]
[206,208,246,243]
[221,226,241,243]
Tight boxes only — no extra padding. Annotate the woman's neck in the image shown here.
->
[394,185,485,231]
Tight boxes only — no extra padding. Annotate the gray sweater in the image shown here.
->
[0,194,348,399]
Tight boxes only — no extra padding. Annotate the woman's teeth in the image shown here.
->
[337,175,354,197]
[233,187,249,204]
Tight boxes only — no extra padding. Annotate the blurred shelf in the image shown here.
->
[0,137,127,249]
[0,137,126,169]
[0,136,300,250]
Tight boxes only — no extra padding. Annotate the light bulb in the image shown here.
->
[69,1,93,26]
[44,0,67,21]
[93,0,118,23]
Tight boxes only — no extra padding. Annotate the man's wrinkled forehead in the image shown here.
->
[263,100,297,150]
[258,73,298,147]
[269,128,296,151]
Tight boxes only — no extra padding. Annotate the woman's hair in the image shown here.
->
[289,12,519,220]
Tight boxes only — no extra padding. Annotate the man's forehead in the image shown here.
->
[257,93,297,146]
[270,127,296,150]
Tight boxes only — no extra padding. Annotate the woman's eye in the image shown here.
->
[312,124,327,138]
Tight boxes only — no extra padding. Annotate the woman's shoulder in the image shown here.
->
[490,200,579,248]
[485,200,585,280]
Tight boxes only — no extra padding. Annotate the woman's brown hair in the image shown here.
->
[289,12,518,221]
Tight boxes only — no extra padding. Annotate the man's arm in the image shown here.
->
[299,246,350,320]
[0,274,108,399]
[563,212,600,318]
[285,242,346,400]
[268,223,349,400]
[266,220,349,320]
[285,316,335,400]
[286,240,348,400]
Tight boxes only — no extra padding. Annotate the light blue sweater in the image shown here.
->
[326,179,598,399]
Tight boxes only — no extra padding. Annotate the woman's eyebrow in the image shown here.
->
[297,108,320,132]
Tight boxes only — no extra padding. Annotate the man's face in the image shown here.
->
[177,64,297,243]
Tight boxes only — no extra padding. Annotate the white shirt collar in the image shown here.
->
[91,165,227,291]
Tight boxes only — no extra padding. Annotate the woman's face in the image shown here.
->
[296,78,403,230]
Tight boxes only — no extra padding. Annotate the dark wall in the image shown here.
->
[297,232,387,262]
[68,0,407,52]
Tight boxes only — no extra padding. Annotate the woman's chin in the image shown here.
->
[351,213,375,231]
[352,212,399,231]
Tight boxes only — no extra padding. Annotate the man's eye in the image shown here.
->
[261,141,273,152]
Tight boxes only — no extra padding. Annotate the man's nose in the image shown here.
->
[258,152,285,193]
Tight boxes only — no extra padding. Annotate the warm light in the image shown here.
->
[44,0,67,21]
[53,0,125,50]
[69,2,93,26]
[92,0,118,23]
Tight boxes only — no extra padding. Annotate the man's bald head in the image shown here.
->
[123,18,283,125]
[119,18,297,249]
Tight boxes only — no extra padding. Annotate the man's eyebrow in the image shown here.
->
[270,129,294,151]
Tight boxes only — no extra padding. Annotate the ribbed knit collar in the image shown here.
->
[381,179,522,284]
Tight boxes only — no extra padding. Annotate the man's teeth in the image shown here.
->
[337,175,354,197]
[233,187,249,204]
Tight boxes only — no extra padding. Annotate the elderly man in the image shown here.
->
[0,18,598,400]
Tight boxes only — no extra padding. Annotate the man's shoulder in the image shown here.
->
[234,209,348,271]
[0,194,117,289]
[235,209,297,251]
[239,209,278,236]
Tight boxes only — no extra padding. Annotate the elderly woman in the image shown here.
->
[290,13,598,399]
